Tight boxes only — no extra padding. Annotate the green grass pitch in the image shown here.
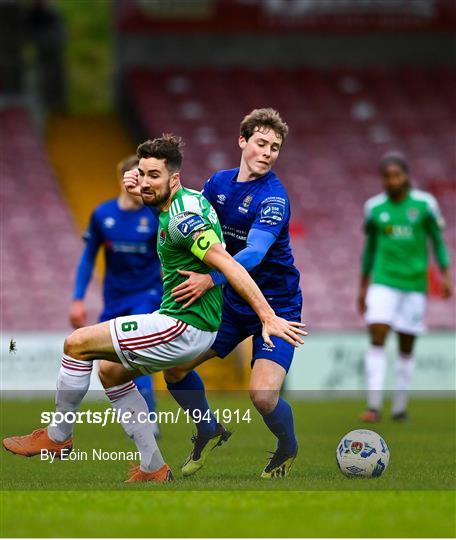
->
[1,396,454,537]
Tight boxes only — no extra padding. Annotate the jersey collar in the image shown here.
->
[231,168,275,184]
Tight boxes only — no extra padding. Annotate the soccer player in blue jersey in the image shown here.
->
[69,155,162,431]
[164,108,303,478]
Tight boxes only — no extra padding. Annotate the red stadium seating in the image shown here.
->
[1,108,102,330]
[125,67,455,329]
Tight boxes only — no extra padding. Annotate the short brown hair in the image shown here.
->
[137,134,184,174]
[240,108,288,143]
[117,154,139,180]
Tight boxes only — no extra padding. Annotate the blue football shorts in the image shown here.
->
[211,303,302,372]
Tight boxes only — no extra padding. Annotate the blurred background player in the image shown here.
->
[358,151,452,422]
[69,155,162,432]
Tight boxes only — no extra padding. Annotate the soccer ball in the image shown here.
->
[336,429,390,478]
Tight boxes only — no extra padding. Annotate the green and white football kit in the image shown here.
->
[362,189,450,335]
[110,187,224,373]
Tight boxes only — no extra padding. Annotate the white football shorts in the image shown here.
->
[109,311,217,374]
[365,284,427,335]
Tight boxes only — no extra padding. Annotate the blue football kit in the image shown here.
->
[74,199,162,317]
[73,199,163,411]
[203,167,302,372]
[166,166,300,458]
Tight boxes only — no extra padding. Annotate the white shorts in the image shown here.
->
[365,284,427,336]
[109,311,217,374]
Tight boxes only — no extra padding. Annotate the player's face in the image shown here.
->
[138,157,179,207]
[382,163,408,197]
[239,127,282,177]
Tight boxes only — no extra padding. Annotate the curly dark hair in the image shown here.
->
[137,134,185,173]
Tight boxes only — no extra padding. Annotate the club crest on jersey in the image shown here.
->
[237,195,253,214]
[407,208,419,222]
[159,229,166,245]
[137,217,151,233]
[379,212,390,222]
[103,217,115,229]
[242,195,253,208]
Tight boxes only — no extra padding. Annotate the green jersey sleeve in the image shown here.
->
[168,211,221,261]
[424,195,450,270]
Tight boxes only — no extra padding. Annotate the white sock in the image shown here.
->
[365,345,387,411]
[105,381,165,473]
[47,354,93,443]
[392,354,415,414]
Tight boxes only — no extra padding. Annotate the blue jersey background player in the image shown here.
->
[163,108,304,478]
[69,155,162,425]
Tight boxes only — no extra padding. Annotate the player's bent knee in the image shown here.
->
[98,361,131,389]
[369,324,389,346]
[64,328,88,359]
[249,388,279,415]
[164,366,189,384]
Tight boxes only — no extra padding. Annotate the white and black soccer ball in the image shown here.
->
[336,429,390,478]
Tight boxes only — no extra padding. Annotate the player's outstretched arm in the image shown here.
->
[203,243,307,347]
[172,228,276,307]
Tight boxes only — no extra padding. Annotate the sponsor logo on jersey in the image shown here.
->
[217,193,226,204]
[110,242,148,254]
[384,224,413,238]
[137,216,151,233]
[103,217,115,228]
[177,215,206,238]
[259,202,285,225]
[159,229,166,245]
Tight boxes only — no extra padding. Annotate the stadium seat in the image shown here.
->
[1,107,102,330]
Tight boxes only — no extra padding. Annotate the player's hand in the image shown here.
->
[357,289,367,315]
[261,315,307,348]
[69,300,87,329]
[171,270,214,308]
[123,168,141,197]
[441,275,453,299]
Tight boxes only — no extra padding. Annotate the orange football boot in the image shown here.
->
[3,428,73,458]
[360,409,381,423]
[125,463,173,483]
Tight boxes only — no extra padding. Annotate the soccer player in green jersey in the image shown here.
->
[3,135,306,483]
[357,152,452,422]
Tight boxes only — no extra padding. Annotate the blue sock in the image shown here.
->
[167,371,217,436]
[262,397,298,454]
[134,375,156,413]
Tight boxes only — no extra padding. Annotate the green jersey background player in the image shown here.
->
[3,135,306,483]
[357,151,452,422]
